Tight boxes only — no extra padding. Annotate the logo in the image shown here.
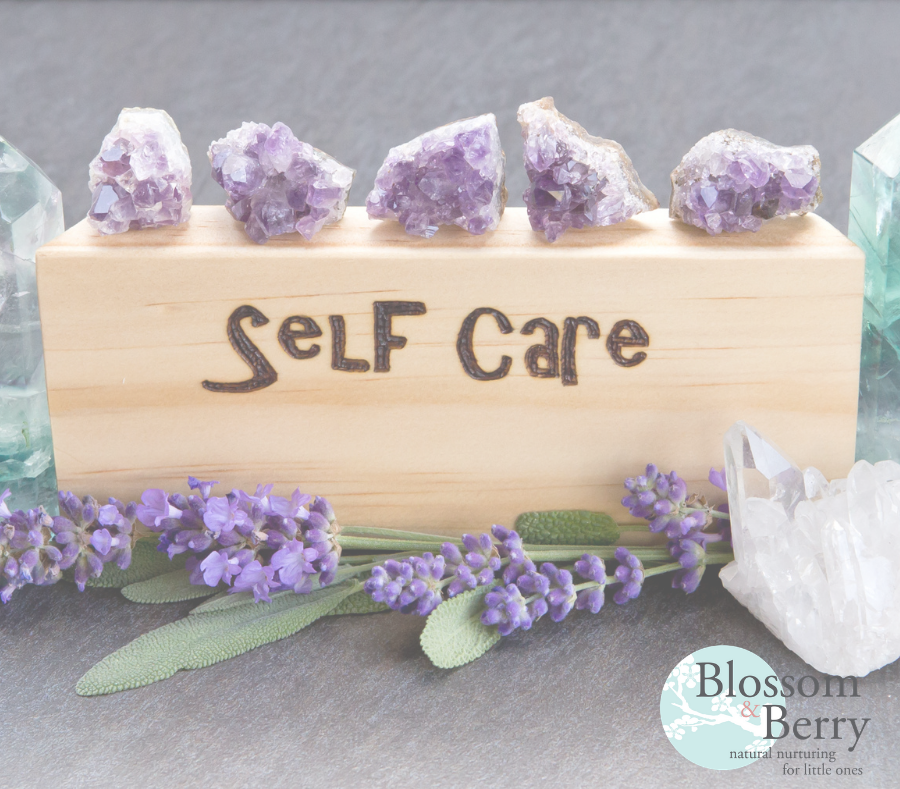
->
[660,645,785,770]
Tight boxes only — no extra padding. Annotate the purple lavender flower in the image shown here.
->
[709,467,727,492]
[269,488,312,519]
[232,559,276,602]
[1,502,62,602]
[270,539,319,594]
[305,496,341,586]
[481,584,535,635]
[199,549,246,587]
[202,495,248,538]
[574,553,607,614]
[491,524,536,584]
[188,476,219,501]
[96,500,135,568]
[364,553,446,615]
[135,488,180,529]
[441,532,501,597]
[134,481,341,596]
[53,492,136,590]
[515,566,551,620]
[573,553,605,583]
[613,547,644,605]
[668,523,732,595]
[537,563,576,622]
[622,465,708,538]
[669,537,707,594]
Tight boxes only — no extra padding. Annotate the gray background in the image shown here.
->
[3,0,900,231]
[1,1,899,788]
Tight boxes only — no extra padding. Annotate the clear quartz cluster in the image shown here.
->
[366,114,507,237]
[670,129,822,234]
[517,97,658,242]
[0,136,63,513]
[209,122,354,244]
[88,108,192,235]
[851,112,900,463]
[720,421,900,677]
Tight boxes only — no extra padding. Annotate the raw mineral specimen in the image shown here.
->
[517,97,658,242]
[88,108,192,235]
[366,114,506,237]
[0,135,64,513]
[720,421,900,677]
[208,122,354,244]
[851,112,900,463]
[670,129,822,235]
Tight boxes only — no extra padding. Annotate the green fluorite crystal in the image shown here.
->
[0,136,63,512]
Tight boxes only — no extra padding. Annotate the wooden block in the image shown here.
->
[36,206,864,533]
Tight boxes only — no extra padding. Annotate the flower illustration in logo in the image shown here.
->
[659,645,784,770]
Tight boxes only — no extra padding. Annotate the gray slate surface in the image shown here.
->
[1,1,899,787]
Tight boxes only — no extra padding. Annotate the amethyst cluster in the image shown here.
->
[86,104,824,243]
[137,478,341,603]
[669,129,822,235]
[208,121,354,244]
[88,108,192,235]
[623,465,731,593]
[517,97,658,242]
[366,114,507,238]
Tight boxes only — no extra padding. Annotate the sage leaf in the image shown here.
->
[76,581,359,696]
[420,587,500,669]
[190,587,388,617]
[327,590,389,616]
[189,590,254,614]
[514,510,619,546]
[121,570,219,604]
[79,538,185,588]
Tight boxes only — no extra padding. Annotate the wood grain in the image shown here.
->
[36,206,865,532]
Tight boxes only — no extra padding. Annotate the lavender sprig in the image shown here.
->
[441,533,501,596]
[363,552,445,615]
[364,532,678,634]
[54,492,136,590]
[612,547,644,604]
[1,491,61,603]
[136,479,342,600]
[622,464,725,538]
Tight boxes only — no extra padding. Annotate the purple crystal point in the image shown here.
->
[208,122,354,244]
[669,129,822,235]
[518,97,658,242]
[366,114,507,237]
[88,108,192,235]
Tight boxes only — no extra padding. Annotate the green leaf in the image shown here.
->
[189,590,251,614]
[191,587,389,617]
[76,580,359,696]
[190,591,391,616]
[420,587,500,669]
[327,590,389,616]
[77,538,185,588]
[514,510,620,546]
[121,570,219,604]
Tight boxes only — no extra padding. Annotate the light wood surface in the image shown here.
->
[36,206,864,532]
